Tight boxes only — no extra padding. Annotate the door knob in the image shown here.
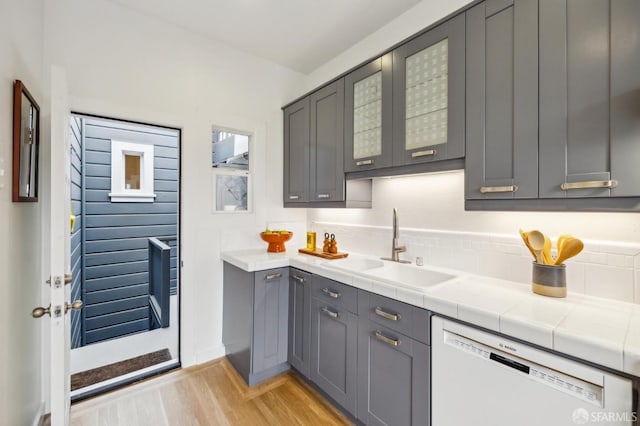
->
[32,305,51,318]
[65,300,83,313]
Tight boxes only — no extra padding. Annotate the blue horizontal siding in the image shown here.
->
[70,116,83,349]
[80,118,179,344]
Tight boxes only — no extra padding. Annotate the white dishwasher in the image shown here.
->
[431,316,637,426]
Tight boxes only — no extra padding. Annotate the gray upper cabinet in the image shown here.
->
[344,54,393,173]
[288,268,312,377]
[283,97,310,204]
[465,0,539,200]
[283,80,346,206]
[392,13,465,166]
[309,79,345,202]
[539,0,640,198]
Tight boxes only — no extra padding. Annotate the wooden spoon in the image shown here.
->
[554,237,584,265]
[542,236,552,265]
[527,230,545,264]
[556,234,572,258]
[519,229,537,261]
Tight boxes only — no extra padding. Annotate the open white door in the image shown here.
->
[48,65,73,425]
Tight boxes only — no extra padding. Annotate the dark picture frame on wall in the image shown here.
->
[12,80,40,202]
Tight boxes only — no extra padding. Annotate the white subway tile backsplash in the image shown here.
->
[584,264,634,302]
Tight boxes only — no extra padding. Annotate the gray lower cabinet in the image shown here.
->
[357,320,430,426]
[310,296,358,415]
[288,268,312,377]
[465,0,539,201]
[539,0,640,198]
[222,263,289,386]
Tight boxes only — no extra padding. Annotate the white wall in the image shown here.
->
[43,0,306,366]
[299,0,474,96]
[0,0,46,424]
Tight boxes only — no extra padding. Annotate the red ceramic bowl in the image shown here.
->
[260,232,293,253]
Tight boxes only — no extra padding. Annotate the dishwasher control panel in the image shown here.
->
[444,330,604,407]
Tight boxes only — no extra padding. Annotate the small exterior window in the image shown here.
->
[109,140,155,202]
[212,127,250,212]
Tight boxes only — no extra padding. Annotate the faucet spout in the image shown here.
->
[381,208,410,263]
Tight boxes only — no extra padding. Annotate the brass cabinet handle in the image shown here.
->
[374,306,401,321]
[411,149,436,158]
[356,159,374,166]
[321,306,339,319]
[322,288,341,299]
[480,185,518,193]
[64,273,73,285]
[265,273,282,281]
[560,180,618,190]
[374,330,400,347]
[32,305,51,318]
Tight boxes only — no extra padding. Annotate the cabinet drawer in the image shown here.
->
[311,275,358,314]
[359,290,430,345]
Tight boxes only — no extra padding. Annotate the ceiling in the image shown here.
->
[106,0,421,74]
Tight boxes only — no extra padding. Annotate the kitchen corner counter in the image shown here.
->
[221,249,640,378]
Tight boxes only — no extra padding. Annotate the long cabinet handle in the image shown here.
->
[322,288,341,299]
[265,273,282,281]
[321,306,339,319]
[356,159,374,166]
[480,185,518,194]
[291,275,305,283]
[288,195,300,200]
[317,193,331,199]
[374,330,400,347]
[560,180,618,191]
[374,307,401,321]
[411,149,436,158]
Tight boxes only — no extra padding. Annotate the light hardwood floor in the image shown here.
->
[69,358,353,426]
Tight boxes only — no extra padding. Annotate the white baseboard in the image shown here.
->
[193,344,226,366]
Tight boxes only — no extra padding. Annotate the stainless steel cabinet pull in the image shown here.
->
[560,180,618,191]
[291,275,305,283]
[374,330,400,347]
[480,185,518,193]
[356,159,374,166]
[411,149,436,158]
[317,193,331,199]
[374,307,400,321]
[288,195,300,200]
[322,288,341,299]
[265,273,282,281]
[321,306,339,319]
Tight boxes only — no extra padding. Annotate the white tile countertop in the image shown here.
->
[220,249,640,377]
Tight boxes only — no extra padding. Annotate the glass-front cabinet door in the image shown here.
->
[392,14,465,166]
[344,53,393,173]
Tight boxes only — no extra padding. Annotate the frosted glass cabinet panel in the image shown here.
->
[344,54,393,172]
[393,14,465,166]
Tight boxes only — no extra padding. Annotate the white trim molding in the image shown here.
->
[109,140,155,202]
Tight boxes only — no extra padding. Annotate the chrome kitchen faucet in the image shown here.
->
[382,208,411,264]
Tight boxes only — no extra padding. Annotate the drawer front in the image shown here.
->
[360,290,430,344]
[311,275,358,314]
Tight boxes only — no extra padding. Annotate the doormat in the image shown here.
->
[71,348,172,391]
